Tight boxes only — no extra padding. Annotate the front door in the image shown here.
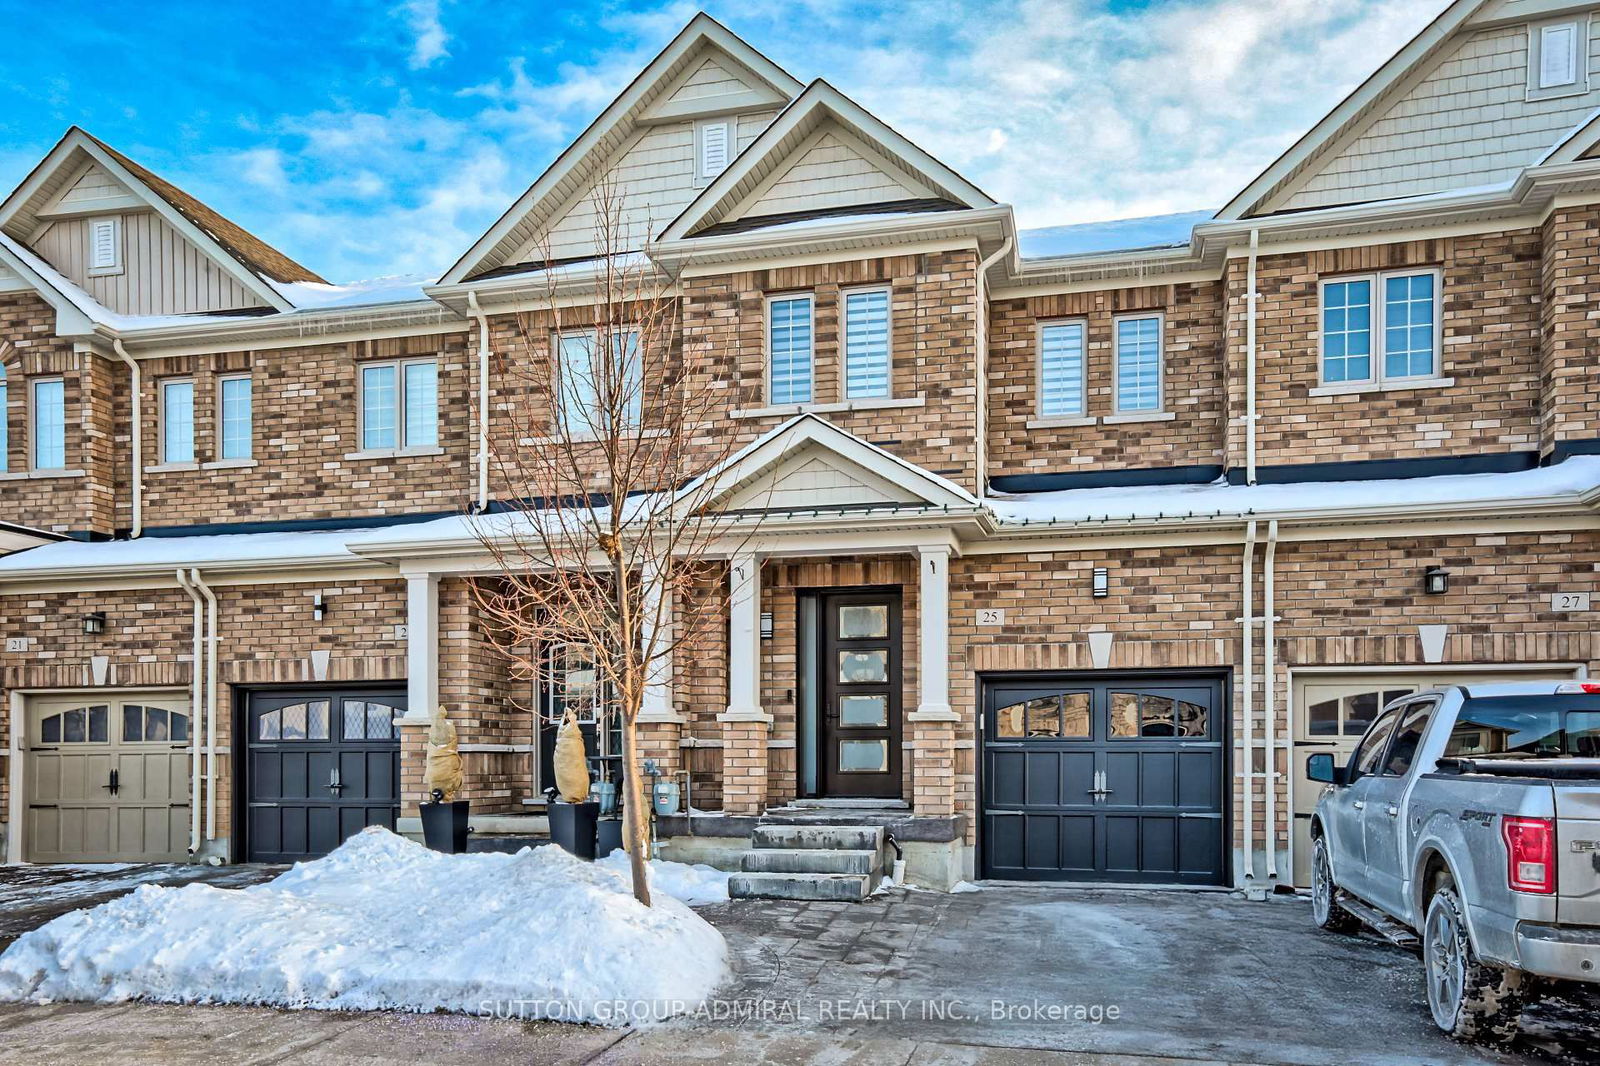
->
[243,689,403,862]
[817,591,902,798]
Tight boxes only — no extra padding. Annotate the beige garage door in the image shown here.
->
[1289,667,1580,886]
[25,695,192,863]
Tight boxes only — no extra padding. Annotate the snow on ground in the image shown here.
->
[0,828,729,1023]
[595,851,729,905]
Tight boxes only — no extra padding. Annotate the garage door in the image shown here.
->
[981,675,1227,884]
[1290,667,1581,885]
[25,694,191,862]
[244,689,403,863]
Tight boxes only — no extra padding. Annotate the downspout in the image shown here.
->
[1244,229,1260,486]
[175,569,203,856]
[191,569,220,854]
[1240,520,1258,885]
[1263,519,1280,884]
[466,291,490,511]
[973,236,1014,500]
[111,340,143,537]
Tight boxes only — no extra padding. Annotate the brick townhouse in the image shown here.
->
[3,2,1600,892]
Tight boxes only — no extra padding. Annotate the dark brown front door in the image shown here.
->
[818,590,902,798]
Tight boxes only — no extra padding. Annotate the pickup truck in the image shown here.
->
[1306,681,1600,1042]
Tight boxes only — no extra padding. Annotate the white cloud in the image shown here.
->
[395,0,450,70]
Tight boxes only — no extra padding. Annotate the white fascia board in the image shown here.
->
[109,300,465,356]
[0,232,100,335]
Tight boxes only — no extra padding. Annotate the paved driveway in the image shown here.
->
[0,866,1595,1065]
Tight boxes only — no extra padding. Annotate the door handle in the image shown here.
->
[101,769,119,796]
[1086,770,1113,797]
[1386,805,1399,817]
[329,767,345,796]
[1353,800,1366,811]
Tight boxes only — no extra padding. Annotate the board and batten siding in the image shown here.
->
[737,128,934,220]
[33,212,263,316]
[1277,19,1600,211]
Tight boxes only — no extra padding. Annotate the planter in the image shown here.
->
[596,817,624,858]
[420,799,471,854]
[548,799,600,860]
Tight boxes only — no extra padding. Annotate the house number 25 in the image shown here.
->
[977,609,1006,626]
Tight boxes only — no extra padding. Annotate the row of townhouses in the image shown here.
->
[2,2,1599,891]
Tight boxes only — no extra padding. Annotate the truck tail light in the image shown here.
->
[1555,682,1600,694]
[1503,816,1556,895]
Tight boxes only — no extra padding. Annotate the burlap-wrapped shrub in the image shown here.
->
[554,709,591,803]
[424,707,463,802]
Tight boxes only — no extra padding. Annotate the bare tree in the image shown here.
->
[470,179,766,906]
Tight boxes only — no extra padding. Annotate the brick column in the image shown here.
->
[909,544,959,816]
[718,553,770,814]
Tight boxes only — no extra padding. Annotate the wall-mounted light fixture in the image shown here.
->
[1423,566,1449,596]
[313,593,327,621]
[760,611,774,640]
[82,611,107,635]
[1092,567,1110,599]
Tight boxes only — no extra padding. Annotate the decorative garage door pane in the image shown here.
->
[982,676,1226,885]
[25,695,190,863]
[245,689,403,863]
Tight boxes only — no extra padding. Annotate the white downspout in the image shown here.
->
[191,569,220,854]
[1245,229,1260,486]
[1263,519,1280,883]
[466,291,490,511]
[111,340,143,537]
[175,569,203,856]
[1240,520,1258,885]
[973,236,1014,500]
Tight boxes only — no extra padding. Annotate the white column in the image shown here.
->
[911,545,958,721]
[638,559,682,722]
[405,573,439,721]
[719,552,768,721]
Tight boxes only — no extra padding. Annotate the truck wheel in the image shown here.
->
[1423,884,1524,1042]
[1311,836,1360,934]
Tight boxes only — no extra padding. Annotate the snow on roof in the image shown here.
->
[0,528,367,576]
[1018,210,1213,260]
[270,274,438,311]
[988,458,1600,526]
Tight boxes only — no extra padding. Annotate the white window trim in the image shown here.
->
[158,377,196,467]
[357,357,438,454]
[1036,317,1089,420]
[216,372,253,462]
[1111,312,1165,415]
[765,292,815,408]
[1316,267,1444,389]
[840,285,893,402]
[694,118,735,186]
[552,326,644,439]
[29,376,65,472]
[86,216,123,277]
[1528,16,1589,100]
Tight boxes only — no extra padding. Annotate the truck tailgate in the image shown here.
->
[1557,786,1600,924]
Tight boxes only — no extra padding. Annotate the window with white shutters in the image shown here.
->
[88,217,121,274]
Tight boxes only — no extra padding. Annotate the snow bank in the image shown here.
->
[595,851,730,905]
[0,828,729,1023]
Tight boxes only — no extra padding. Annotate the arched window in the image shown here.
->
[39,705,109,744]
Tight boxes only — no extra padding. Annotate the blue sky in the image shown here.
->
[0,0,1447,282]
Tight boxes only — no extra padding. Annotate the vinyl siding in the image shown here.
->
[737,129,934,219]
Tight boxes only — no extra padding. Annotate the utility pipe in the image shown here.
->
[1240,520,1258,883]
[1263,519,1280,882]
[111,339,143,536]
[1245,229,1259,486]
[973,236,1014,499]
[466,290,490,511]
[191,569,220,847]
[175,569,203,855]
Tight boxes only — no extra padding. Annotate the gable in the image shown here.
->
[719,444,925,511]
[44,161,144,217]
[639,53,789,123]
[732,125,936,221]
[1261,15,1600,213]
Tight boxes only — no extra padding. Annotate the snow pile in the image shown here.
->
[595,851,730,905]
[0,828,729,1022]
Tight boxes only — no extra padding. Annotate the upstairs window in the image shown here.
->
[87,217,122,276]
[1530,19,1586,96]
[1113,314,1163,413]
[31,377,64,470]
[360,359,437,451]
[696,119,733,183]
[842,287,890,400]
[1320,269,1440,386]
[161,379,195,464]
[1038,320,1087,418]
[219,374,252,460]
[768,294,814,405]
[556,328,642,437]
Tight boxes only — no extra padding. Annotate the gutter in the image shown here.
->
[1245,229,1259,485]
[111,339,142,537]
[466,291,490,511]
[175,569,203,856]
[973,235,1015,500]
[1240,520,1258,886]
[190,569,221,855]
[1263,519,1280,884]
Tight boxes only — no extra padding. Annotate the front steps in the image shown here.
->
[729,823,887,901]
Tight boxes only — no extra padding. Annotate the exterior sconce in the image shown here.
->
[83,611,107,635]
[760,611,774,639]
[313,593,327,621]
[1092,567,1110,599]
[1423,567,1449,595]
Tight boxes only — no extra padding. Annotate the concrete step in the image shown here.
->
[729,871,874,901]
[740,848,880,875]
[751,824,885,852]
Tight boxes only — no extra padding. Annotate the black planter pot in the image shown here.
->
[420,799,471,853]
[596,817,624,858]
[548,799,600,860]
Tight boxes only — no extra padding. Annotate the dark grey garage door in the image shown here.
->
[244,689,403,863]
[981,675,1227,884]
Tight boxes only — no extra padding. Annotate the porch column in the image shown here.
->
[636,559,686,795]
[718,553,771,815]
[404,573,439,721]
[909,545,959,817]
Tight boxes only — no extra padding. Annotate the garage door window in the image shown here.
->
[1308,688,1414,736]
[122,705,188,743]
[39,705,108,744]
[1110,692,1208,738]
[343,699,401,740]
[996,692,1091,738]
[257,700,331,741]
